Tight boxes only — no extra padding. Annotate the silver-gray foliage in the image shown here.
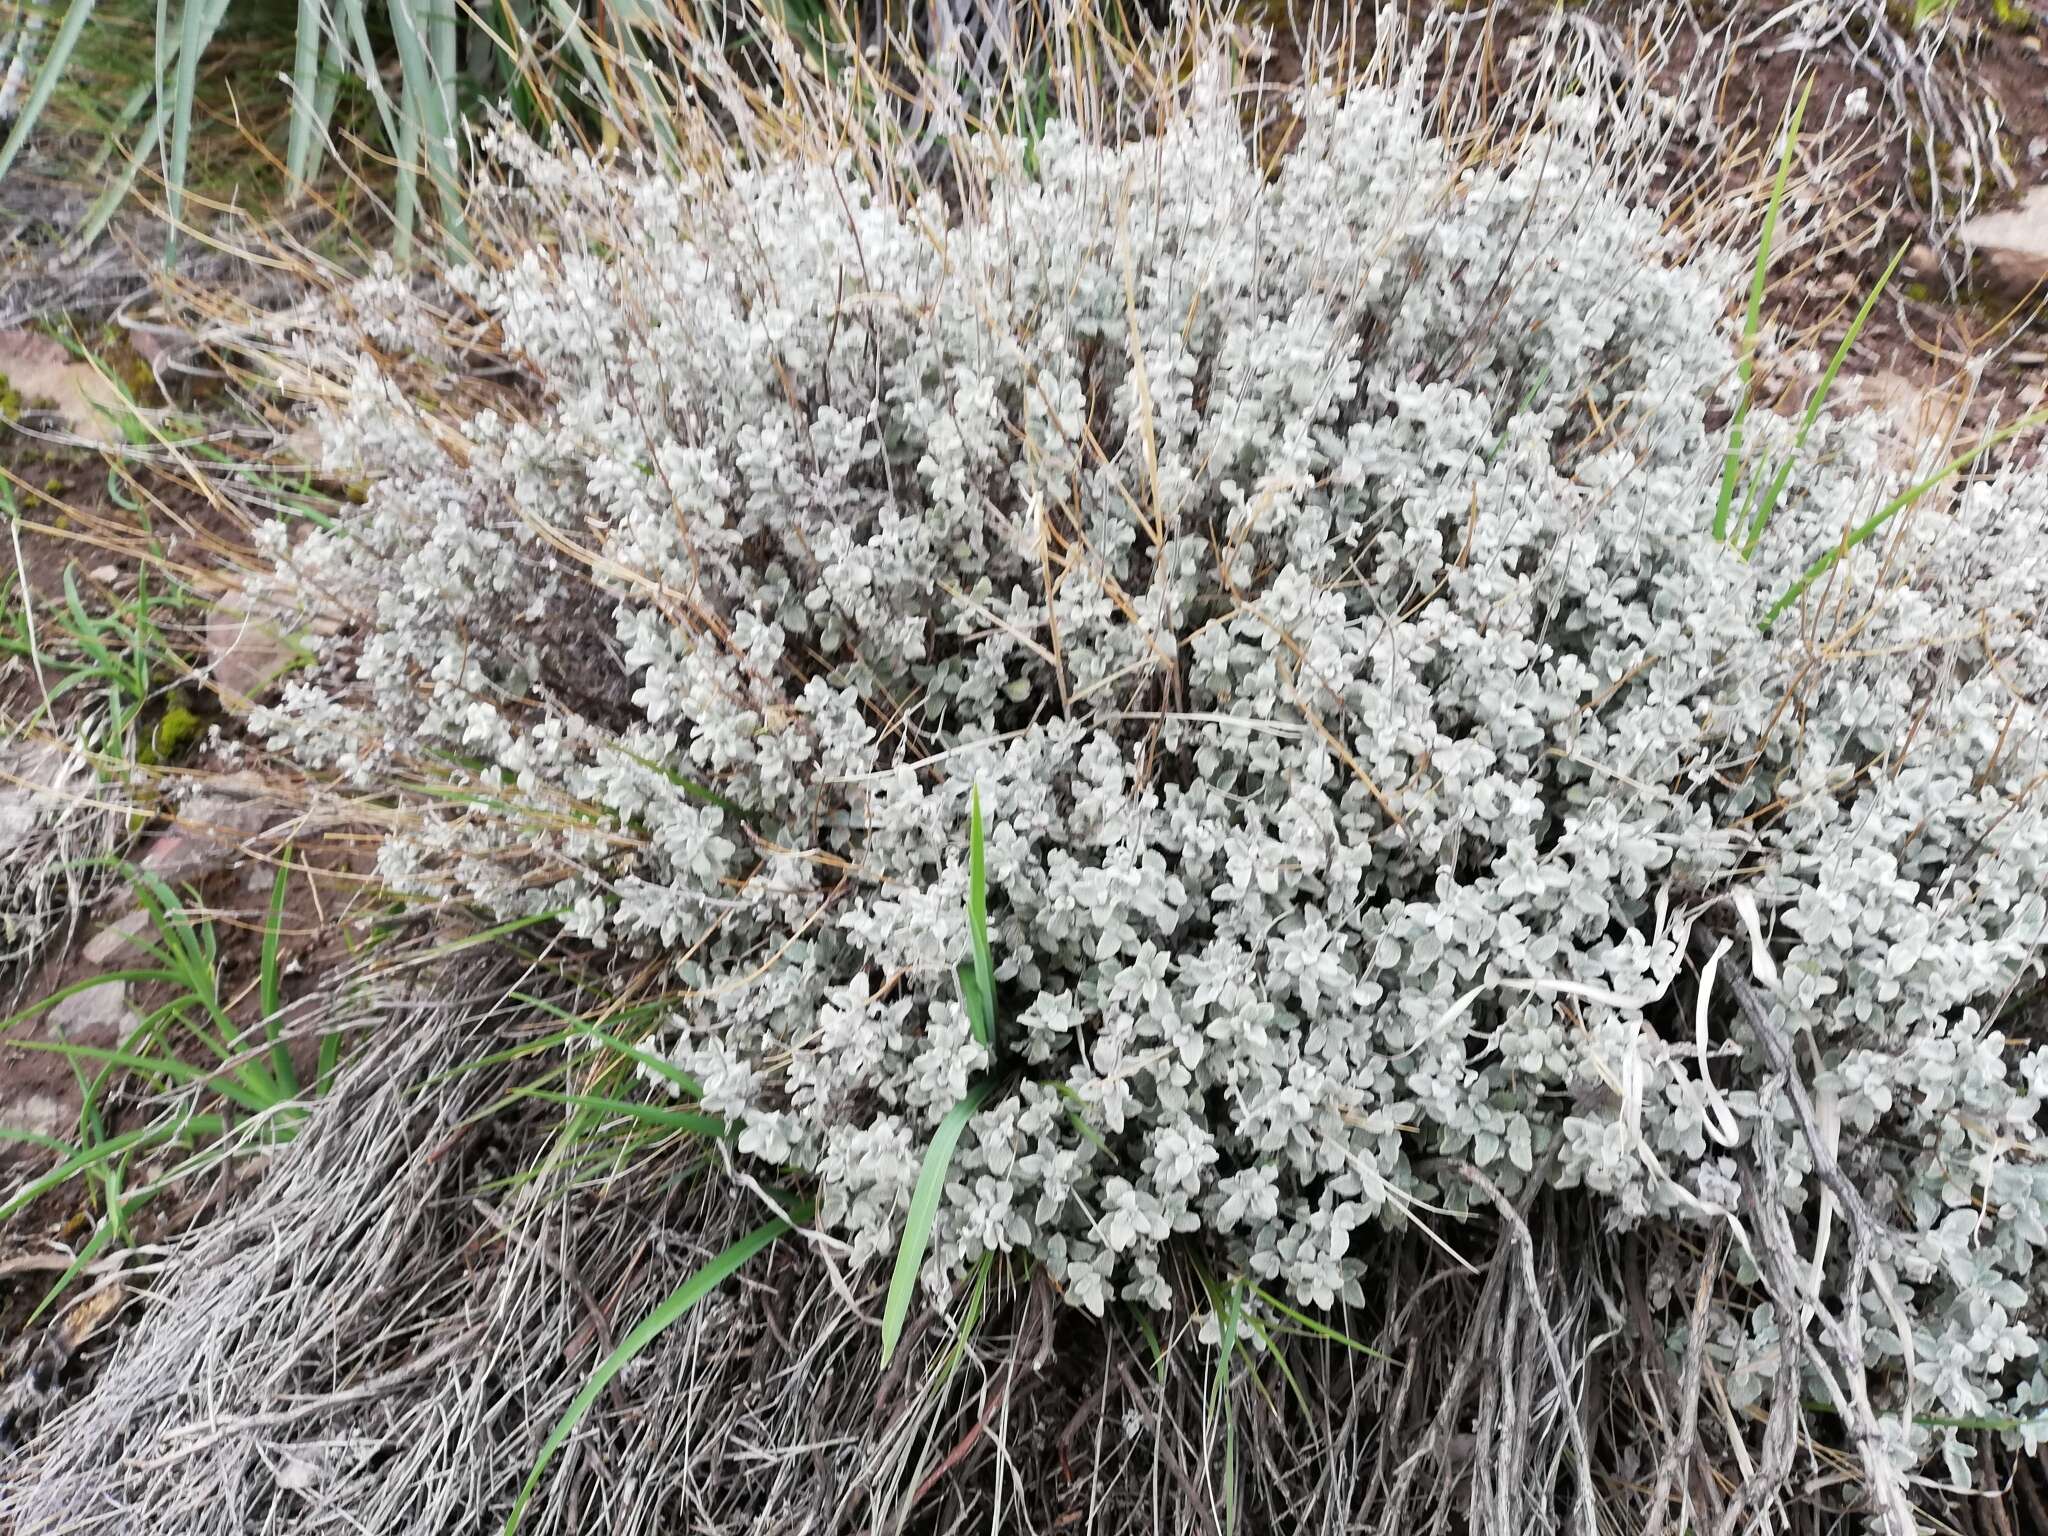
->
[255,73,2048,1475]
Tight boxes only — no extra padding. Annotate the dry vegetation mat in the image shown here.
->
[5,6,2048,1535]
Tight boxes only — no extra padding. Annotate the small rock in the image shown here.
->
[126,325,179,369]
[0,329,129,444]
[81,910,151,966]
[47,980,132,1044]
[1959,184,2048,300]
[0,1091,73,1146]
[140,777,289,883]
[0,780,46,855]
[275,1453,325,1493]
[1905,242,1940,280]
[205,589,299,713]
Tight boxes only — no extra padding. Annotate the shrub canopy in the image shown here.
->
[260,73,2048,1472]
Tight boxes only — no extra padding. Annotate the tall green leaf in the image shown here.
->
[163,0,232,261]
[387,0,466,253]
[1740,240,1909,554]
[967,785,995,1051]
[284,0,326,189]
[880,1079,993,1364]
[1713,77,1811,543]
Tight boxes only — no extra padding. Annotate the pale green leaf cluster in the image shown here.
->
[253,73,2048,1473]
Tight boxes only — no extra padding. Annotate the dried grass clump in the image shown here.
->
[0,738,123,987]
[0,961,1740,1536]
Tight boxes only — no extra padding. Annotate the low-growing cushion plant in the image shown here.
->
[247,50,2048,1511]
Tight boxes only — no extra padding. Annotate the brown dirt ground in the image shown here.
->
[1,377,379,1412]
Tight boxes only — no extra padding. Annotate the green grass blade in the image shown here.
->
[316,1027,344,1096]
[420,1022,588,1087]
[967,786,995,1050]
[929,1249,995,1385]
[0,1127,79,1159]
[881,1079,992,1365]
[0,1123,173,1221]
[503,1208,803,1535]
[1741,240,1910,554]
[5,970,180,1036]
[163,0,231,262]
[1714,77,1811,543]
[260,849,297,1094]
[284,0,325,189]
[1240,1312,1313,1421]
[1744,80,1812,371]
[27,1211,124,1326]
[1485,360,1552,465]
[78,110,161,249]
[338,0,398,146]
[604,743,752,819]
[956,964,987,1046]
[533,0,612,120]
[9,1037,258,1103]
[411,908,570,960]
[1207,1277,1240,1415]
[1248,1285,1390,1360]
[429,0,456,125]
[513,1089,729,1139]
[597,1,683,167]
[1049,1081,1111,1154]
[387,0,465,252]
[502,991,699,1087]
[307,22,347,166]
[390,71,421,258]
[84,73,155,176]
[0,0,98,185]
[312,0,400,241]
[428,0,464,237]
[1211,1278,1242,1536]
[1133,1308,1168,1381]
[260,854,291,1024]
[1763,408,2048,630]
